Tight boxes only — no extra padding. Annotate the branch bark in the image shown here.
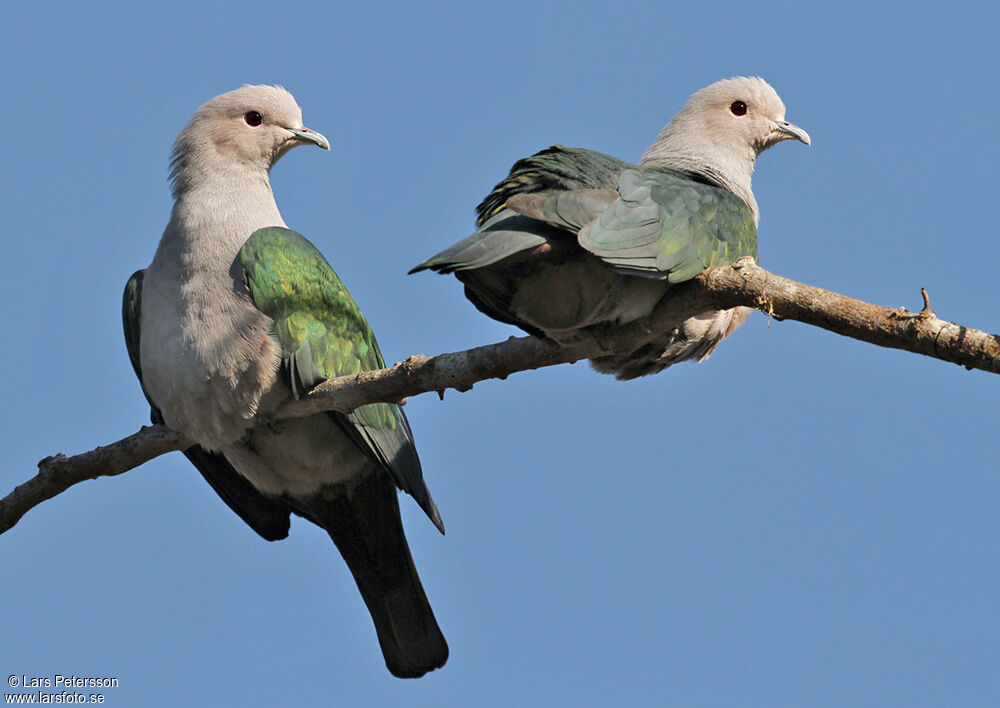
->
[4,261,997,534]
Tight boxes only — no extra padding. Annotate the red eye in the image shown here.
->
[244,111,263,127]
[730,101,747,116]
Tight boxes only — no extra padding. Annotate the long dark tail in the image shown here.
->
[307,472,448,678]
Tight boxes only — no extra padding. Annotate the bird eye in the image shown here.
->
[244,111,263,127]
[730,101,748,116]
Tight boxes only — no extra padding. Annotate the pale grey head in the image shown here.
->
[640,77,809,218]
[169,84,329,197]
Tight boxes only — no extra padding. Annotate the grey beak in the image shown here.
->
[289,127,330,150]
[774,120,810,146]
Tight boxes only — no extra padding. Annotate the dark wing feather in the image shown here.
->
[474,144,633,225]
[410,145,633,275]
[408,212,552,274]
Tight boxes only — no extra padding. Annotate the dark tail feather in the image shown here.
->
[309,472,448,678]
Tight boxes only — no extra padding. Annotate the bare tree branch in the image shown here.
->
[4,260,997,535]
[2,426,191,534]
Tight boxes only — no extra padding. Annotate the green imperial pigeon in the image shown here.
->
[412,77,809,379]
[122,85,447,678]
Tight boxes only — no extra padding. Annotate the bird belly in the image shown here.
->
[510,260,666,342]
[222,416,371,497]
[590,305,753,379]
[139,269,282,449]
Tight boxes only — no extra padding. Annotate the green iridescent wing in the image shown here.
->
[578,168,758,282]
[240,228,388,396]
[240,227,441,531]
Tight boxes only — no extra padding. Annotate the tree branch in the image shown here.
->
[2,426,191,534]
[4,261,997,534]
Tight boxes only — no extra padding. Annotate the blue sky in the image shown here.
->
[2,1,999,705]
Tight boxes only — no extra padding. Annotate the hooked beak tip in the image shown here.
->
[289,127,330,150]
[775,120,810,146]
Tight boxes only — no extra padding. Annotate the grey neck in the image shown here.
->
[154,166,286,275]
[640,133,759,223]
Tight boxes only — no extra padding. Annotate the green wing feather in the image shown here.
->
[410,145,632,275]
[579,168,757,283]
[240,227,442,532]
[237,229,385,391]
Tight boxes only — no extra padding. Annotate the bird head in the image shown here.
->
[680,76,810,153]
[641,77,809,218]
[170,85,329,195]
[643,77,809,165]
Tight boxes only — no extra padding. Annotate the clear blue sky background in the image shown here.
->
[2,2,998,705]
